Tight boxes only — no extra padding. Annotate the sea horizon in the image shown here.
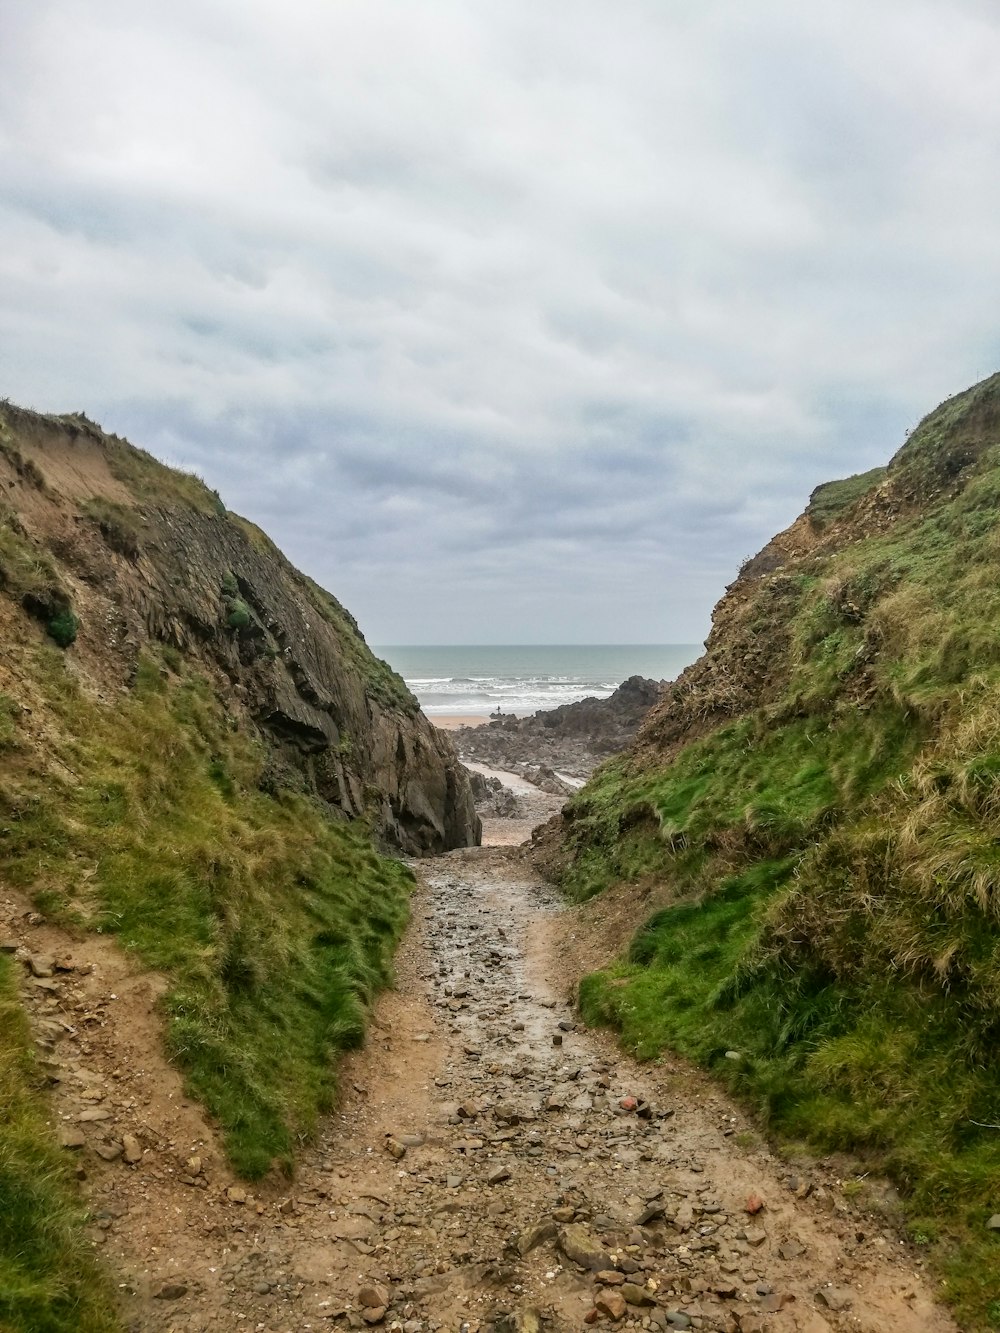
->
[373,642,702,717]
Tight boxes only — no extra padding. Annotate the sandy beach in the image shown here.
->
[430,713,491,731]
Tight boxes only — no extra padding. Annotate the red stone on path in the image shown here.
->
[619,1096,638,1112]
[745,1193,765,1214]
[595,1290,627,1320]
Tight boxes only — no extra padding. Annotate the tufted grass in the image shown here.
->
[565,372,1000,1330]
[0,647,412,1179]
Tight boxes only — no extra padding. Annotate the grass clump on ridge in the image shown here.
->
[0,955,121,1333]
[101,432,226,518]
[0,509,62,607]
[806,466,886,528]
[0,648,412,1178]
[563,373,1000,1330]
[0,509,80,648]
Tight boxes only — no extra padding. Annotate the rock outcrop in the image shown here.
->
[0,403,479,853]
[451,675,662,784]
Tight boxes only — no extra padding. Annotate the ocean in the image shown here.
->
[373,644,702,718]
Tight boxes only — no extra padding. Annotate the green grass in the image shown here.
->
[0,511,61,607]
[563,371,1000,1330]
[0,398,429,1333]
[580,847,1000,1328]
[0,647,413,1178]
[0,956,121,1333]
[0,509,78,646]
[562,700,921,903]
[224,596,253,630]
[807,466,886,528]
[0,695,20,753]
[101,432,227,518]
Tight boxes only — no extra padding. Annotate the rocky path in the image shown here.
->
[5,847,956,1333]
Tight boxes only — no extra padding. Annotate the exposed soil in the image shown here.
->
[3,826,956,1333]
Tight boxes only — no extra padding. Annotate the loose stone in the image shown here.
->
[816,1285,854,1312]
[153,1283,188,1301]
[559,1223,611,1271]
[595,1290,627,1321]
[620,1282,655,1307]
[358,1284,391,1309]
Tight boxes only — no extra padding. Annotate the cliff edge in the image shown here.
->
[0,402,479,854]
[0,400,478,1193]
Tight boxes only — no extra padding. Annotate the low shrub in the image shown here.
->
[47,610,79,648]
[225,598,252,631]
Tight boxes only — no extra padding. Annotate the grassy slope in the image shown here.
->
[0,646,412,1179]
[562,375,1000,1330]
[0,409,422,1329]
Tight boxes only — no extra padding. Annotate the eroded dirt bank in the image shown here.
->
[5,848,954,1333]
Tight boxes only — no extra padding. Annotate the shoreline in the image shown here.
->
[431,713,493,731]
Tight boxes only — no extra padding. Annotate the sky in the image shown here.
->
[3,1,1000,645]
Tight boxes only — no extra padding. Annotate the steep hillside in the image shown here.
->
[551,372,1000,1329]
[0,403,478,855]
[0,402,477,1330]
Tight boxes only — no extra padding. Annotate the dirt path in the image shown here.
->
[5,845,956,1333]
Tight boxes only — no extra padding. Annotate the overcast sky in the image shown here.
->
[3,1,1000,644]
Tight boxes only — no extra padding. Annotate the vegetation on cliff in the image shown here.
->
[560,372,1000,1329]
[0,403,477,855]
[1,645,412,1179]
[0,402,476,1328]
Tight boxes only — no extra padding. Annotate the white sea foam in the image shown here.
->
[374,644,702,717]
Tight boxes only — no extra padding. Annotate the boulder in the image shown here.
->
[559,1223,611,1271]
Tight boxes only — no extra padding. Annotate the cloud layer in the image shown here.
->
[3,0,1000,642]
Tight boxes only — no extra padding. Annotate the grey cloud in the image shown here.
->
[3,1,1000,642]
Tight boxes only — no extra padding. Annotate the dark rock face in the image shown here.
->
[124,505,480,852]
[452,676,664,783]
[0,404,480,854]
[467,770,520,818]
[532,675,662,737]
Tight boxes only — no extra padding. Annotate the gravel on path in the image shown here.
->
[3,850,956,1333]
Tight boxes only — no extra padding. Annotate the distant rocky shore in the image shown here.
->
[454,675,663,799]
